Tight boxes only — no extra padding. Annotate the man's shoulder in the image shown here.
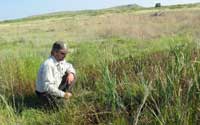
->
[43,57,55,66]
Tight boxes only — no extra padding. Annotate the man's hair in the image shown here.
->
[51,41,67,52]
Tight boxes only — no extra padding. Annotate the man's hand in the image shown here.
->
[66,73,74,85]
[64,92,72,99]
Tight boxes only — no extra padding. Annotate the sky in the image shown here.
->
[0,0,200,21]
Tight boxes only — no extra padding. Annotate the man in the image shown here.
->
[35,41,76,108]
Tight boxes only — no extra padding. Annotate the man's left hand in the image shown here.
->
[67,73,74,85]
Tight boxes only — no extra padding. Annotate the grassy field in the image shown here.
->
[0,3,200,124]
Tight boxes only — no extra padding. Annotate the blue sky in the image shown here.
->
[0,0,200,21]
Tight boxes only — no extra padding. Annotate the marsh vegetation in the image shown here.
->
[0,3,200,124]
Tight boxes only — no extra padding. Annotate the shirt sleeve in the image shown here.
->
[42,64,65,97]
[64,62,76,75]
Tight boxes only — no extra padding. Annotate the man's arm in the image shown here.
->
[64,62,76,84]
[65,63,76,75]
[42,64,65,97]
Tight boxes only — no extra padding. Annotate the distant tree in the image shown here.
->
[155,3,161,8]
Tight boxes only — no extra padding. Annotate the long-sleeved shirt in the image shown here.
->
[36,56,76,97]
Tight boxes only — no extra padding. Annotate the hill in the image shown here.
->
[1,3,200,23]
[0,4,143,24]
[0,3,200,43]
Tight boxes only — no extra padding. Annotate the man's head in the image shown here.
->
[51,41,68,61]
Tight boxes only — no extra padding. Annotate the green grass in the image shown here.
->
[0,3,200,124]
[0,34,199,124]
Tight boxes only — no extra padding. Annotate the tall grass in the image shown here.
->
[0,4,200,124]
[0,34,200,124]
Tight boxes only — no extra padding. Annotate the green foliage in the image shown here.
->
[1,33,200,124]
[0,3,200,124]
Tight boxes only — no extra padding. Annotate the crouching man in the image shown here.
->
[35,41,76,109]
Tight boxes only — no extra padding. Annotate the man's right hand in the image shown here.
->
[64,92,72,99]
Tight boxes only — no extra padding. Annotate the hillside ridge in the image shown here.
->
[1,2,200,23]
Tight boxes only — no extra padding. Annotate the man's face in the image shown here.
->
[54,49,67,61]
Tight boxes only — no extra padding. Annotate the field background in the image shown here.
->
[0,3,200,124]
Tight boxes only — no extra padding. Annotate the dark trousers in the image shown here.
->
[36,73,76,109]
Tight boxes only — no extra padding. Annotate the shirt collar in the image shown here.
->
[50,56,59,66]
[50,56,64,66]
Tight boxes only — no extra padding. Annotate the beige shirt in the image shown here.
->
[36,56,76,97]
